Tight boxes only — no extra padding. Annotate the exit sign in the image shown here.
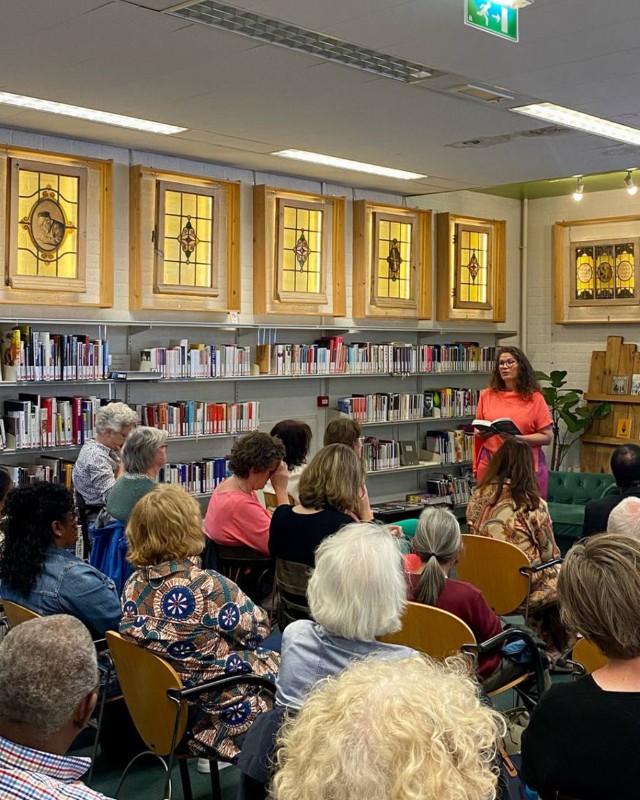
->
[465,0,518,42]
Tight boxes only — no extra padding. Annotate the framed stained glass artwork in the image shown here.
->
[3,151,112,307]
[352,201,431,319]
[436,213,505,323]
[130,167,240,313]
[155,181,218,297]
[253,186,345,316]
[554,216,640,324]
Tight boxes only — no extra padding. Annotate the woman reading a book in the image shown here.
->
[466,437,570,659]
[474,346,552,497]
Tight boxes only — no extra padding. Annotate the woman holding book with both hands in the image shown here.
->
[474,346,552,497]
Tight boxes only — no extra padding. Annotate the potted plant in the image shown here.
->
[535,370,612,471]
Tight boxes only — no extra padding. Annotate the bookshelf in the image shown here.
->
[0,321,514,507]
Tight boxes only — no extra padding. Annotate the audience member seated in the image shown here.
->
[0,483,121,637]
[121,484,279,761]
[323,417,363,456]
[607,495,640,538]
[583,443,640,536]
[0,615,114,800]
[271,655,504,800]
[263,419,312,504]
[238,522,413,797]
[407,506,529,692]
[269,444,371,566]
[466,437,569,658]
[205,431,288,556]
[72,402,139,522]
[522,533,640,800]
[99,425,167,526]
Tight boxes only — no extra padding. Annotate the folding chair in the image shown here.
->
[379,601,546,701]
[456,534,563,623]
[106,631,276,800]
[1,600,40,627]
[275,558,313,629]
[571,637,609,675]
[216,544,273,606]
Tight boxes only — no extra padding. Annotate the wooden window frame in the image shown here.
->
[130,167,240,314]
[436,212,505,323]
[154,180,219,298]
[568,237,639,309]
[352,201,431,320]
[370,211,417,310]
[8,157,88,293]
[453,221,493,311]
[275,197,328,305]
[253,185,345,317]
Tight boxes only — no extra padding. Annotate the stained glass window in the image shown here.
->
[454,223,491,309]
[15,167,81,280]
[375,218,412,300]
[155,182,217,296]
[279,203,323,294]
[572,239,637,306]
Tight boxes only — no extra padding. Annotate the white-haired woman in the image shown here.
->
[606,495,640,539]
[407,506,529,692]
[272,656,504,800]
[237,523,413,796]
[99,426,168,525]
[72,402,138,519]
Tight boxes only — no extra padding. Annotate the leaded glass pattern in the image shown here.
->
[376,219,412,300]
[161,188,213,289]
[454,223,491,308]
[16,168,79,279]
[572,239,637,305]
[280,204,322,294]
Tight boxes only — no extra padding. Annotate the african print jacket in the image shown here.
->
[120,557,279,761]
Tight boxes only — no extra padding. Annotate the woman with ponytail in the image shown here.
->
[407,506,525,691]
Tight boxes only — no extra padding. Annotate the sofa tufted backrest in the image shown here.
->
[547,471,616,505]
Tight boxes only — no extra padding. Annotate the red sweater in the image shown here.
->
[407,573,502,680]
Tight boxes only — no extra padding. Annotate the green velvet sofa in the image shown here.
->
[547,470,616,553]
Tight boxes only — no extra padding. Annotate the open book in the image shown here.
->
[472,417,522,436]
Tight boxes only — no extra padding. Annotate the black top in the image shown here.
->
[268,505,353,566]
[582,486,640,536]
[522,674,640,800]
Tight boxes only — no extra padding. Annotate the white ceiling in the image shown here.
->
[2,0,640,194]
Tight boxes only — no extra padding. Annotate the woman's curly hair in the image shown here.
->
[228,431,285,478]
[0,483,75,596]
[489,346,541,399]
[271,654,504,800]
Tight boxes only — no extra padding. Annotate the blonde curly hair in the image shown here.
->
[271,655,504,800]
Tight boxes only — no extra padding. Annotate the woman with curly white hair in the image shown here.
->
[271,655,504,800]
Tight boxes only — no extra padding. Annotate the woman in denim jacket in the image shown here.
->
[0,483,121,637]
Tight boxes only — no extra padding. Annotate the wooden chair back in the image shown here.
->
[263,492,279,511]
[275,559,313,628]
[456,535,530,615]
[378,601,475,660]
[573,637,609,674]
[2,601,40,627]
[106,631,188,756]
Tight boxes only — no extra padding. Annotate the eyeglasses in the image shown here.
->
[499,359,518,368]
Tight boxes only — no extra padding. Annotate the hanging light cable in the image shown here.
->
[625,170,638,196]
[573,177,584,201]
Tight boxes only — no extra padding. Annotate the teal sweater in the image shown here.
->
[105,474,156,524]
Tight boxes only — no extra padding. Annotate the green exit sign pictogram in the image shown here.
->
[465,0,519,42]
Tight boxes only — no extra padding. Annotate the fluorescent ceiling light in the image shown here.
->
[0,92,186,135]
[272,149,427,180]
[512,102,640,146]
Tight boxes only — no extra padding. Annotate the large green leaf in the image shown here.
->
[535,371,551,382]
[593,402,612,419]
[549,370,568,387]
[559,409,588,433]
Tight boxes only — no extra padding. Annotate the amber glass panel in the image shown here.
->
[281,204,323,295]
[16,169,79,279]
[615,243,635,299]
[457,227,488,305]
[376,219,411,300]
[162,189,214,288]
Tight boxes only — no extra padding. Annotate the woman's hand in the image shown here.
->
[271,461,291,505]
[358,484,374,522]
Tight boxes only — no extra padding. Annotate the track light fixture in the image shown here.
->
[625,170,638,196]
[573,177,584,201]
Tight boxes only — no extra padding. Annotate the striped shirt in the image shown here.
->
[0,735,113,799]
[72,440,120,507]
